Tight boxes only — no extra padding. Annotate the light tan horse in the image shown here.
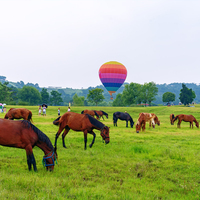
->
[139,113,157,128]
[136,113,158,133]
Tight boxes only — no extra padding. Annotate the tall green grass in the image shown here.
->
[0,105,200,199]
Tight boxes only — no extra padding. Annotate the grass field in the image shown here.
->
[0,105,200,199]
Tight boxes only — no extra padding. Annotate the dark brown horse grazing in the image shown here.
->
[113,112,134,128]
[4,108,33,122]
[136,113,147,133]
[170,114,175,125]
[81,110,99,119]
[94,110,108,120]
[53,112,110,150]
[172,114,199,128]
[0,119,57,171]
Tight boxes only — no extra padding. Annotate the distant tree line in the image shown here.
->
[0,76,197,106]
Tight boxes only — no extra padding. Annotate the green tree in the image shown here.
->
[50,90,63,106]
[141,82,158,106]
[73,93,85,106]
[162,92,175,105]
[87,88,104,106]
[179,84,196,105]
[113,93,124,106]
[18,86,41,105]
[122,83,142,106]
[40,88,50,104]
[0,82,13,103]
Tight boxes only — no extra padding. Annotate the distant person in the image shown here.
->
[58,108,60,116]
[4,107,6,113]
[38,105,41,115]
[68,107,70,112]
[43,106,46,116]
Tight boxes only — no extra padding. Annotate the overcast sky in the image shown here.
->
[0,0,200,89]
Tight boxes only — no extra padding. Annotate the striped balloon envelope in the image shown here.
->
[99,61,127,100]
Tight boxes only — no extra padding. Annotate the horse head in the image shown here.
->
[102,111,108,119]
[196,121,199,128]
[136,121,141,133]
[100,126,110,144]
[154,116,160,126]
[170,114,175,125]
[43,149,58,172]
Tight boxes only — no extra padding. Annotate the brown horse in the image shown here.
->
[53,112,110,150]
[0,119,57,171]
[4,108,33,122]
[170,114,175,125]
[136,113,146,133]
[172,114,199,128]
[94,110,108,120]
[81,110,99,119]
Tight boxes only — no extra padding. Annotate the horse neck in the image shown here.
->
[88,116,104,130]
[36,141,53,155]
[194,118,198,124]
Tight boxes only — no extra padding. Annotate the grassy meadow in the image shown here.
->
[0,105,200,199]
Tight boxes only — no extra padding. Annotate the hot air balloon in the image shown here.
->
[99,61,127,100]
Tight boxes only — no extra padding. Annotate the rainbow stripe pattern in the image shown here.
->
[99,61,127,96]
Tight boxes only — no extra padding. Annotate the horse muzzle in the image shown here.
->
[105,140,110,144]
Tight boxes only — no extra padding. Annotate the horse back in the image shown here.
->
[0,119,37,147]
[59,112,90,131]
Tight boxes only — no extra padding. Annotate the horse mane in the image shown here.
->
[101,110,108,115]
[21,120,54,150]
[129,116,134,123]
[81,110,84,114]
[86,114,104,129]
[93,111,99,118]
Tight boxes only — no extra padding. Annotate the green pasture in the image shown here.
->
[0,105,200,199]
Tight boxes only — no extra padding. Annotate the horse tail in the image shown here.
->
[53,116,61,126]
[173,115,179,123]
[113,113,117,124]
[28,111,33,123]
[94,111,99,119]
[4,113,8,119]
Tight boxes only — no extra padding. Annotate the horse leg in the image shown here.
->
[149,121,151,127]
[142,122,146,131]
[126,120,128,127]
[191,122,193,128]
[102,116,104,120]
[26,145,37,171]
[177,119,181,128]
[115,119,118,126]
[54,126,65,148]
[83,130,88,150]
[62,127,70,148]
[89,131,96,148]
